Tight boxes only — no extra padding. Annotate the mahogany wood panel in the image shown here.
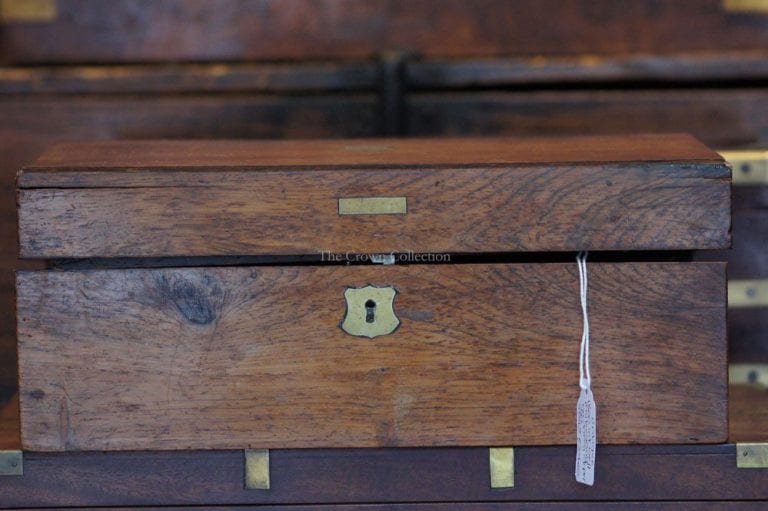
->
[17,263,726,451]
[16,136,730,258]
[729,384,768,442]
[3,0,768,63]
[1,445,766,507]
[408,90,768,148]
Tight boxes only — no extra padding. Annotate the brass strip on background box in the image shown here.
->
[723,0,768,12]
[730,364,768,388]
[489,447,515,488]
[0,451,22,476]
[718,150,768,185]
[737,443,768,468]
[728,279,768,308]
[338,197,407,215]
[0,0,57,22]
[244,449,270,490]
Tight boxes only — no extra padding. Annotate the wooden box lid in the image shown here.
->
[17,134,730,258]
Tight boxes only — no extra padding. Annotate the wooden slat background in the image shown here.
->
[3,0,768,63]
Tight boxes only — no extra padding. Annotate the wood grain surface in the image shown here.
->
[0,62,378,95]
[406,54,768,87]
[17,136,730,258]
[18,134,722,173]
[2,445,765,508]
[3,0,768,63]
[408,90,768,148]
[8,504,768,510]
[729,384,768,442]
[17,263,726,451]
[0,93,378,405]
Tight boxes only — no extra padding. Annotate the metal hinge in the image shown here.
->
[737,443,768,468]
[728,279,768,308]
[489,447,515,488]
[0,450,23,476]
[718,150,768,185]
[244,449,270,490]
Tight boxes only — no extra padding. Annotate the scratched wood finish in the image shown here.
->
[16,136,730,258]
[17,263,726,451]
[3,0,768,63]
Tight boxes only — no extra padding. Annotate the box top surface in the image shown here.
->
[19,134,722,187]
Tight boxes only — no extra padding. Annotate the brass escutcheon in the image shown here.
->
[341,285,399,338]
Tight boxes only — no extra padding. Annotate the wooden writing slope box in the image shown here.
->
[15,134,730,452]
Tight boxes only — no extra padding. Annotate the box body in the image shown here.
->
[15,135,730,451]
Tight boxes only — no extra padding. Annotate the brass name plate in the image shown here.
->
[338,197,407,215]
[0,0,57,22]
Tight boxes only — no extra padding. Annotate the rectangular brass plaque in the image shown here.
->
[0,0,57,22]
[338,197,407,215]
[489,447,515,488]
[244,449,270,490]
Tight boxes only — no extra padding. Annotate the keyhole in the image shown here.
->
[365,299,376,323]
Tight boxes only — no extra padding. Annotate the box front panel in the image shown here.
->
[17,262,726,451]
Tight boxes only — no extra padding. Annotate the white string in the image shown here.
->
[575,250,596,486]
[577,251,590,390]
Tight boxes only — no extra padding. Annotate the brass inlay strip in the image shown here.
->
[729,279,768,308]
[723,0,768,12]
[730,364,768,388]
[0,0,57,22]
[0,451,22,476]
[244,449,270,490]
[489,447,515,488]
[719,150,768,185]
[737,443,768,468]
